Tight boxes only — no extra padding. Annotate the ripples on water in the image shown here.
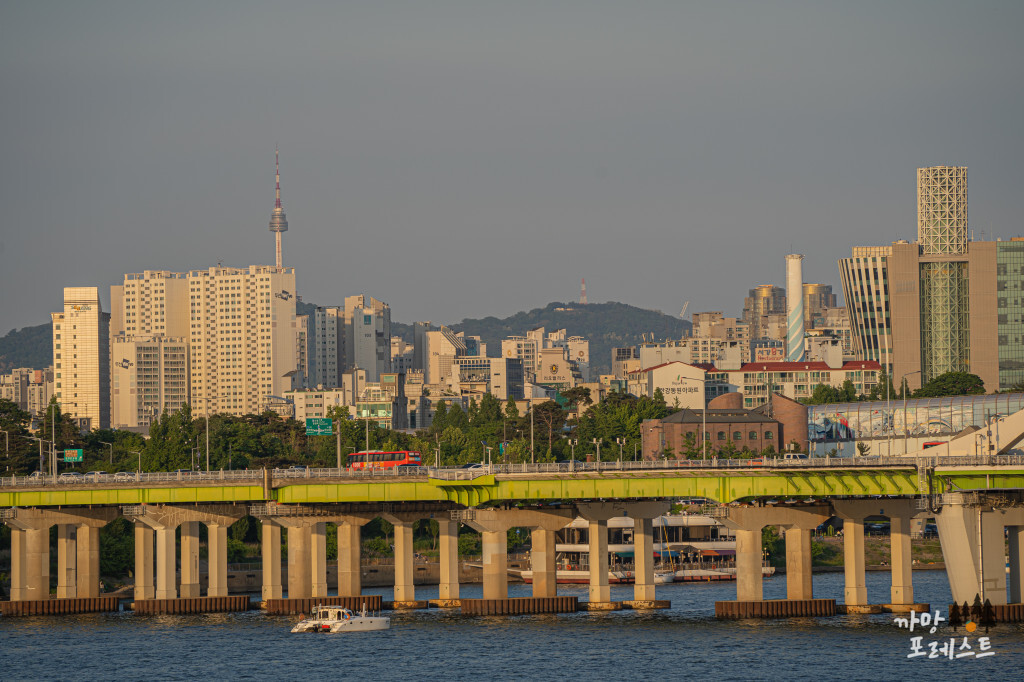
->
[2,572,1021,680]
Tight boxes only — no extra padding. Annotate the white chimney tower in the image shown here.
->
[786,254,805,362]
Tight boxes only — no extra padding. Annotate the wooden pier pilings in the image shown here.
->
[460,596,578,615]
[263,595,383,615]
[131,596,250,614]
[715,599,837,618]
[0,597,120,616]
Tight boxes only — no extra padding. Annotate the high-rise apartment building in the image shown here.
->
[313,306,342,388]
[345,294,391,382]
[743,285,787,342]
[51,287,110,430]
[110,335,189,428]
[188,265,298,416]
[110,271,190,338]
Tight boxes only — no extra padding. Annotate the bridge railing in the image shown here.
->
[2,454,1023,489]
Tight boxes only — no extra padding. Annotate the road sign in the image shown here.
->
[305,417,333,436]
[63,448,83,463]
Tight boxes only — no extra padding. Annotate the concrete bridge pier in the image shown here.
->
[260,523,282,600]
[4,508,118,602]
[576,502,669,609]
[715,505,833,618]
[530,527,557,598]
[833,499,921,613]
[936,500,1024,605]
[132,504,245,602]
[333,515,374,598]
[437,518,460,601]
[381,512,427,607]
[463,508,573,601]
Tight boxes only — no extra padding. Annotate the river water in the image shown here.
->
[2,571,1021,680]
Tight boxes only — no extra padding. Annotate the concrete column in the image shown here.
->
[179,521,201,598]
[57,525,78,598]
[25,527,50,600]
[889,515,914,605]
[134,523,155,600]
[392,521,415,602]
[588,518,610,603]
[735,528,763,602]
[261,523,282,600]
[1009,526,1024,604]
[936,504,1008,605]
[207,523,228,597]
[634,517,656,602]
[310,522,328,598]
[784,527,813,600]
[337,523,362,597]
[481,530,508,600]
[530,527,557,598]
[155,526,177,600]
[287,525,312,599]
[438,519,460,600]
[842,518,867,606]
[9,527,26,601]
[76,525,101,598]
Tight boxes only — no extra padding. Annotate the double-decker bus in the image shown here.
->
[347,450,422,470]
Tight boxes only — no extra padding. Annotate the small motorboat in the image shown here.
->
[291,604,390,633]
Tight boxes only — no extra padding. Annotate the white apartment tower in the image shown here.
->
[313,306,343,387]
[344,294,391,382]
[110,336,189,428]
[51,287,110,430]
[188,265,298,416]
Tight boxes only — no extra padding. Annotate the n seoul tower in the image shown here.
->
[268,147,289,270]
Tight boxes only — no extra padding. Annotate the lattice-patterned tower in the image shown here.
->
[917,166,969,381]
[918,166,967,255]
[580,278,587,305]
[785,254,805,362]
[268,147,289,270]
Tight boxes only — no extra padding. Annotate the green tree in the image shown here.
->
[431,402,449,434]
[915,372,986,398]
[532,401,567,458]
[504,397,520,421]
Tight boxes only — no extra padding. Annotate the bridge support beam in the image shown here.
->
[77,525,101,598]
[833,499,917,607]
[718,505,831,604]
[287,524,312,599]
[134,523,155,600]
[57,525,77,598]
[180,521,201,598]
[133,504,245,601]
[530,528,557,598]
[261,523,282,600]
[1009,526,1024,604]
[4,507,118,602]
[936,502,1024,605]
[577,502,669,606]
[438,519,460,601]
[463,508,573,601]
[391,520,415,603]
[310,522,328,598]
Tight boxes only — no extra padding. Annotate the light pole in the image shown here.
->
[901,370,921,455]
[592,437,601,461]
[100,441,113,464]
[28,437,49,475]
[616,437,624,464]
[569,438,577,460]
[530,401,535,464]
[130,450,142,473]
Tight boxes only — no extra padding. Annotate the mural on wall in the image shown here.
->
[808,394,1024,443]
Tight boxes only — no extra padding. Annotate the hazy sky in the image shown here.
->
[2,1,1023,334]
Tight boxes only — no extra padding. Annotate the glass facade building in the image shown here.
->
[998,240,1024,390]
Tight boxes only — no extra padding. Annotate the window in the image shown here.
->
[764,431,774,440]
[733,431,742,441]
[717,431,726,441]
[749,431,758,440]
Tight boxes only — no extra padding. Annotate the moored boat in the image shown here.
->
[291,604,390,633]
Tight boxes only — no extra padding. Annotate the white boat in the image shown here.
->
[653,571,675,585]
[291,604,390,633]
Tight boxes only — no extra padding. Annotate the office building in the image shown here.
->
[51,287,110,430]
[110,336,189,429]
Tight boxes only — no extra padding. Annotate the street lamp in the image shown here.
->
[901,370,922,455]
[591,437,602,461]
[100,441,113,464]
[28,437,49,475]
[616,437,625,464]
[569,438,578,460]
[130,450,142,473]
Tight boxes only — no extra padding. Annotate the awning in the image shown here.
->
[701,549,736,557]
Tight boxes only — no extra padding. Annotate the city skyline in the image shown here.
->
[3,2,1024,334]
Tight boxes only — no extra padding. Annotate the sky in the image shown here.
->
[2,1,1023,334]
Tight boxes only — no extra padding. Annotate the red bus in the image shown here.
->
[347,450,422,469]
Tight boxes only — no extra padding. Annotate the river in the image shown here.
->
[1,571,1020,680]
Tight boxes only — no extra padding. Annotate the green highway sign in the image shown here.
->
[63,448,83,463]
[305,417,333,436]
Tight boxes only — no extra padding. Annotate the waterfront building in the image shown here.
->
[51,287,110,430]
